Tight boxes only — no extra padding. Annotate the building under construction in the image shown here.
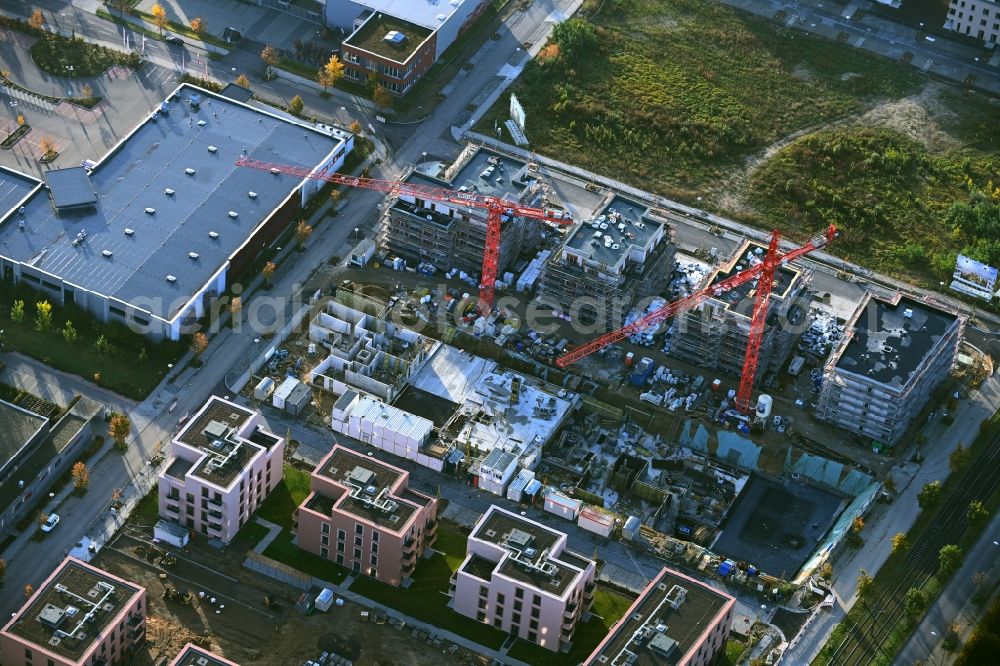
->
[538,195,676,331]
[816,293,962,445]
[669,240,811,383]
[377,146,549,277]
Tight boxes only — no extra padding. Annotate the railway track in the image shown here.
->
[820,433,1000,666]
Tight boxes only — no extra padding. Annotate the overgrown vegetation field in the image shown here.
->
[479,0,1000,287]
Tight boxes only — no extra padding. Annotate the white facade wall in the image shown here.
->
[544,492,582,520]
[578,508,614,538]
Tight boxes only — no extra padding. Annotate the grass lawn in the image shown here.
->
[477,0,919,201]
[262,528,349,584]
[507,586,636,665]
[30,34,140,77]
[231,520,269,550]
[0,284,184,400]
[256,464,311,528]
[721,638,748,665]
[131,491,160,527]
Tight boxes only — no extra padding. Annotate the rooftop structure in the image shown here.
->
[168,643,239,666]
[540,194,675,331]
[344,12,433,62]
[159,396,284,542]
[0,84,352,340]
[584,567,735,666]
[0,399,48,477]
[44,168,97,212]
[0,557,146,666]
[297,445,438,585]
[452,506,597,652]
[378,147,542,275]
[817,293,963,445]
[329,0,489,95]
[670,240,810,383]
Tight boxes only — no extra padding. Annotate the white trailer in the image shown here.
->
[544,491,582,521]
[578,507,615,538]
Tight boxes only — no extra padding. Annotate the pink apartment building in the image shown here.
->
[296,445,438,586]
[0,557,147,666]
[449,506,597,653]
[158,396,284,544]
[584,566,735,666]
[168,642,240,666]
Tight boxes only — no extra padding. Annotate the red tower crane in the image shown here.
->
[556,224,838,413]
[235,157,573,314]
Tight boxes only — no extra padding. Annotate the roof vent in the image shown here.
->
[208,231,219,239]
[383,30,406,44]
[164,188,175,196]
[145,207,156,214]
[185,168,196,176]
[124,228,135,236]
[207,145,218,153]
[197,120,206,126]
[228,211,239,218]
[903,308,913,319]
[189,252,199,260]
[248,191,257,198]
[166,275,177,283]
[102,250,113,257]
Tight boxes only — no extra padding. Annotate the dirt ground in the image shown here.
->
[93,529,486,666]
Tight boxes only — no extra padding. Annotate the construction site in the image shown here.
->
[91,510,487,666]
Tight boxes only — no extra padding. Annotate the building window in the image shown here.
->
[321,535,329,545]
[337,541,345,553]
[478,598,487,609]
[531,607,540,619]
[338,529,346,541]
[493,617,503,627]
[514,588,523,599]
[371,543,378,554]
[354,535,363,547]
[529,619,538,630]
[322,523,330,534]
[477,610,486,622]
[353,547,362,559]
[321,547,329,558]
[512,612,521,624]
[370,554,378,566]
[514,600,523,612]
[497,593,505,605]
[337,554,344,565]
[355,523,364,535]
[372,531,379,543]
[528,630,537,642]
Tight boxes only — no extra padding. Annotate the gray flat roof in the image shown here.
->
[0,166,41,216]
[0,399,47,468]
[835,294,958,389]
[398,149,531,213]
[587,567,733,666]
[44,167,97,210]
[564,195,664,267]
[0,84,345,321]
[709,241,798,314]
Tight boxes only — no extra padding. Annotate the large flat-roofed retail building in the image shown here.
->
[0,84,352,340]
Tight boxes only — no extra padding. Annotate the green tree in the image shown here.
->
[295,219,313,250]
[318,54,343,91]
[34,300,52,332]
[903,586,928,618]
[190,331,208,359]
[373,84,392,110]
[892,532,910,554]
[550,18,597,62]
[109,413,131,451]
[109,0,130,19]
[260,45,280,71]
[61,320,77,343]
[262,261,277,287]
[856,569,873,600]
[289,95,304,116]
[235,73,251,89]
[71,461,89,492]
[10,299,25,323]
[939,544,963,577]
[950,444,972,472]
[918,480,942,510]
[94,334,110,354]
[967,499,988,530]
[190,16,204,35]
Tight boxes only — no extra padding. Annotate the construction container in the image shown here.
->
[254,376,275,401]
[711,378,722,392]
[787,355,805,376]
[273,376,300,410]
[625,352,635,366]
[154,520,189,548]
[578,507,615,538]
[629,357,655,386]
[544,491,582,521]
[623,516,641,541]
[507,468,535,503]
[315,588,335,612]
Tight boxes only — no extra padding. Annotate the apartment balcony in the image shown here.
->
[127,624,146,644]
[164,501,179,515]
[564,602,578,620]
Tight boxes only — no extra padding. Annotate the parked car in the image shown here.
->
[164,34,184,45]
[41,513,60,533]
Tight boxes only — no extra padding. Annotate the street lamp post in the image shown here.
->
[65,65,74,97]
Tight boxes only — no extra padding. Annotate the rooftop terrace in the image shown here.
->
[588,568,732,666]
[170,643,237,666]
[174,397,274,488]
[3,559,143,662]
[345,13,432,62]
[0,84,345,321]
[834,294,959,389]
